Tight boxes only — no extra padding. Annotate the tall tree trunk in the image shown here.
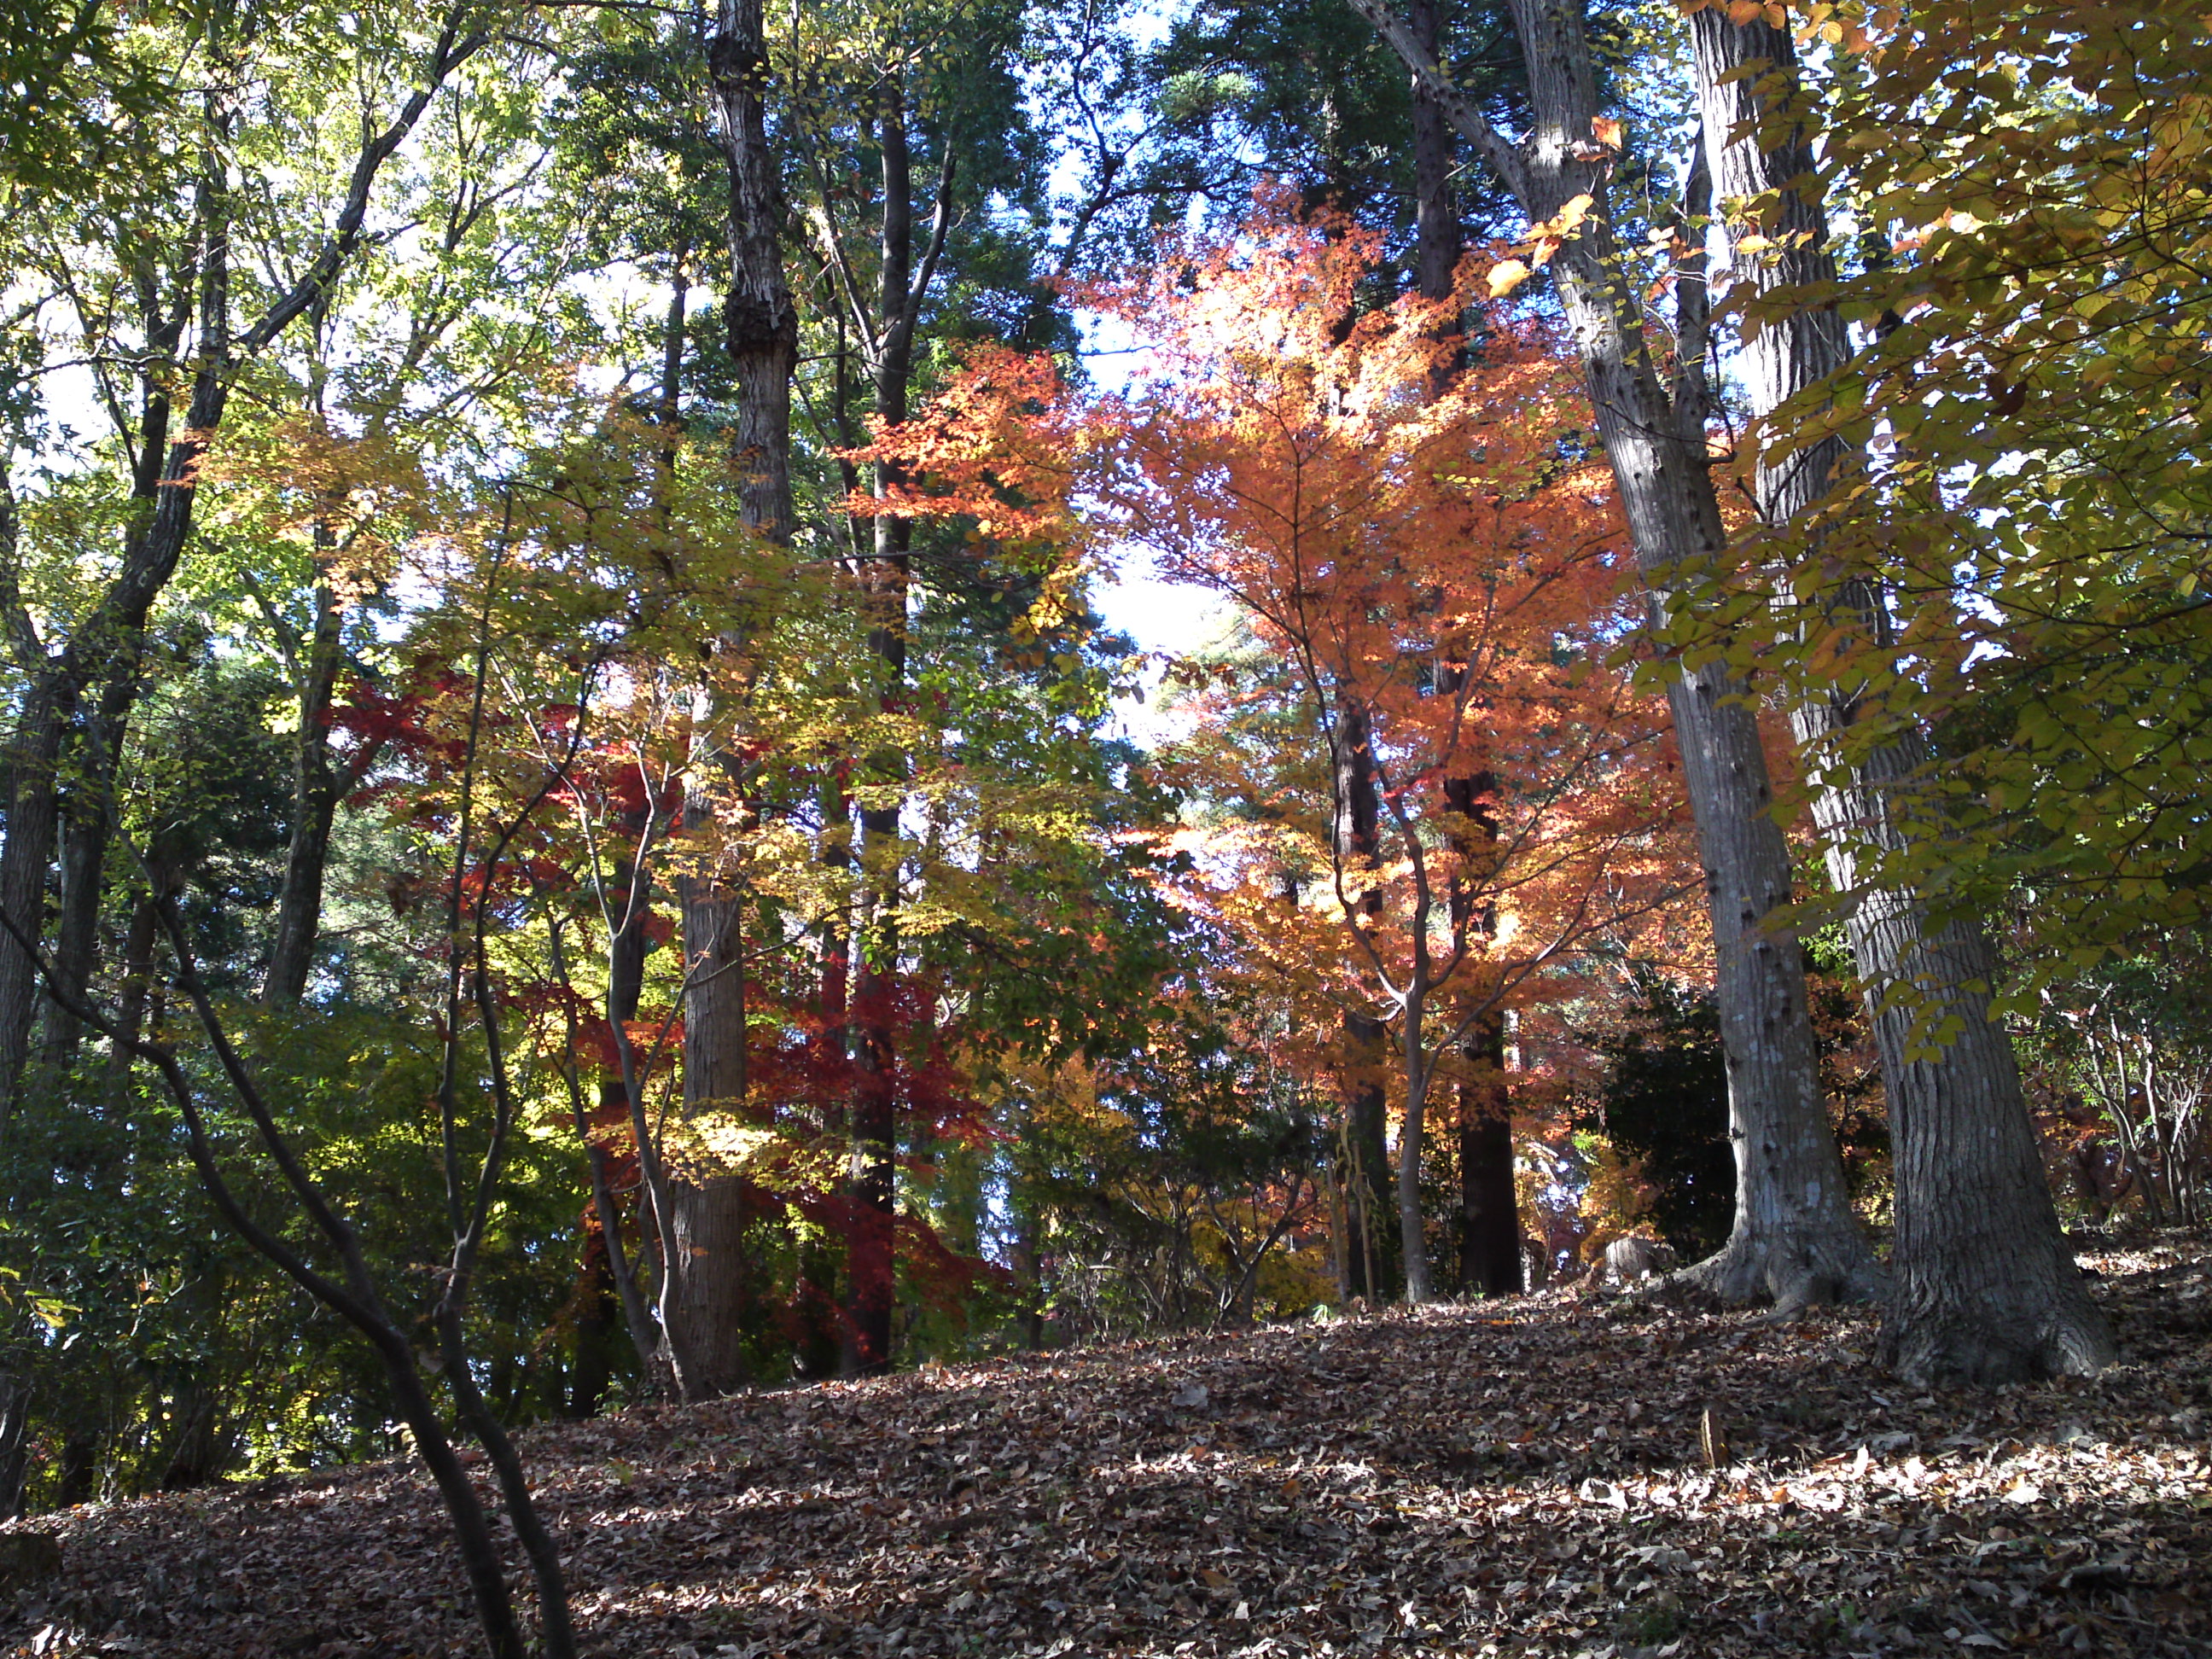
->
[794,43,957,1372]
[1348,0,1881,1308]
[1412,0,1522,1298]
[1685,8,2111,1379]
[840,76,946,1377]
[1332,696,1398,1303]
[665,0,800,1397]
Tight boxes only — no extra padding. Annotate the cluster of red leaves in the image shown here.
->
[3,1237,2206,1658]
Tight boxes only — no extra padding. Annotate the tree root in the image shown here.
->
[1672,1233,1890,1313]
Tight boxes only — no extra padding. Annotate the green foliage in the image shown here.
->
[1737,0,2212,1003]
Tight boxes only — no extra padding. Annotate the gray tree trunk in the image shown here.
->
[1686,8,2111,1379]
[1348,0,1881,1307]
[664,0,801,1397]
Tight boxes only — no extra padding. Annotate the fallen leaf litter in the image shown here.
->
[2,1236,2207,1657]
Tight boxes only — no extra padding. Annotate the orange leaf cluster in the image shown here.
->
[1088,195,1693,1089]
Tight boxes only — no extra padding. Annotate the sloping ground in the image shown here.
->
[3,1237,2209,1659]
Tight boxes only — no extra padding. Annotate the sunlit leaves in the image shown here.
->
[1087,195,1690,1116]
[1725,0,2212,992]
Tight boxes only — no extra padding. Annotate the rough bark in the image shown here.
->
[669,877,755,1395]
[1456,1051,1522,1295]
[663,0,800,1396]
[707,0,798,546]
[1442,761,1522,1298]
[1347,0,1881,1308]
[1406,0,1461,309]
[1685,6,2111,1378]
[1412,13,1523,1298]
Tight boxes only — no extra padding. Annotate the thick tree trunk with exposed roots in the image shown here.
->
[1687,5,2110,1378]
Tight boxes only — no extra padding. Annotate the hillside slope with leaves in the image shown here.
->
[4,1238,2208,1659]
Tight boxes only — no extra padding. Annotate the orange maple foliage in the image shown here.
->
[1086,198,1696,1291]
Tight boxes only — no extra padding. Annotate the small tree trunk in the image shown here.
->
[263,575,350,1006]
[1397,1031,1438,1303]
[796,783,852,1378]
[589,882,661,1384]
[842,968,899,1374]
[1010,1193,1046,1351]
[1332,698,1397,1302]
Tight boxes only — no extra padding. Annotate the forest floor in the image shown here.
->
[3,1235,2209,1659]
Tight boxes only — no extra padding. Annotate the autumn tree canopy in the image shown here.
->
[0,10,2203,1644]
